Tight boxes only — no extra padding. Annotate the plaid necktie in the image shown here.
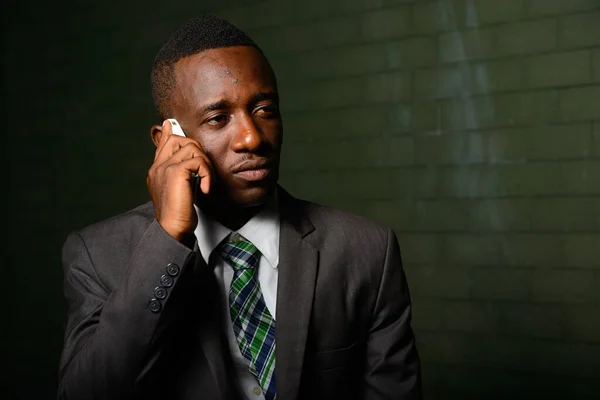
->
[221,233,276,400]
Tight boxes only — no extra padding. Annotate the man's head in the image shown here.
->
[150,15,282,211]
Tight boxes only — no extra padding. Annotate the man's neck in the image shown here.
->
[196,199,264,232]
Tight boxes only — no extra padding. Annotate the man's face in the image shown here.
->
[169,46,282,208]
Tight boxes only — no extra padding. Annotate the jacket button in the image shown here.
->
[154,286,167,300]
[160,274,174,288]
[149,299,162,313]
[166,263,180,276]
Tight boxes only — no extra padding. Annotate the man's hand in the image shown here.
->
[147,120,213,242]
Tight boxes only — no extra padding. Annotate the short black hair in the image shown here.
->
[151,15,262,121]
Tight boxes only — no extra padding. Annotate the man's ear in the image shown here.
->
[150,123,164,148]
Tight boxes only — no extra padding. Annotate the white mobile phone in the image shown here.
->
[167,118,186,137]
[165,118,200,198]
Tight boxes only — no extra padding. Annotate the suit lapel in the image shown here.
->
[276,188,318,400]
[193,251,239,400]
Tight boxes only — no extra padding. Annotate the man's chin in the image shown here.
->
[199,183,276,210]
[233,185,276,208]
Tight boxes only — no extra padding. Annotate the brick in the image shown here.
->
[496,19,557,56]
[406,166,441,199]
[446,234,502,266]
[365,71,411,103]
[533,270,596,304]
[439,27,496,63]
[297,44,387,80]
[524,341,600,377]
[385,37,437,68]
[415,129,529,165]
[409,298,445,331]
[500,304,564,339]
[594,50,600,82]
[278,171,322,201]
[471,58,524,94]
[460,335,528,368]
[525,124,591,160]
[439,165,528,198]
[319,17,363,48]
[442,301,500,333]
[290,136,414,171]
[409,102,440,133]
[282,106,392,141]
[466,0,525,27]
[361,6,411,40]
[525,0,600,16]
[412,0,465,34]
[594,122,600,157]
[442,91,559,131]
[252,25,315,54]
[560,12,600,49]
[560,86,600,121]
[389,168,417,199]
[387,136,417,166]
[414,332,467,364]
[258,16,362,53]
[413,199,471,231]
[395,233,445,264]
[564,306,600,342]
[416,133,487,164]
[486,129,528,162]
[469,199,532,231]
[564,234,600,269]
[406,265,471,298]
[366,199,413,230]
[525,162,600,196]
[299,36,436,80]
[531,199,600,233]
[414,68,462,100]
[526,51,592,88]
[470,267,533,300]
[500,233,566,267]
[414,60,524,99]
[280,169,393,202]
[312,78,363,109]
[441,96,496,130]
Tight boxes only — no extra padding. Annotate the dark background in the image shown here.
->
[3,0,600,399]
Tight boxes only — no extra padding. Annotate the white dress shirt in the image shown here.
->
[193,194,280,400]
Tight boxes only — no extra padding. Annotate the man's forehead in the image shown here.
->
[171,46,276,110]
[174,46,266,76]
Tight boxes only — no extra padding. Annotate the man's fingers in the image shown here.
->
[166,142,206,165]
[176,157,213,195]
[154,134,196,163]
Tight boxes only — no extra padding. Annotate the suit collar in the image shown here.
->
[276,186,318,400]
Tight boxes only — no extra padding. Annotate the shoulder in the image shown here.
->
[65,201,155,251]
[285,194,394,257]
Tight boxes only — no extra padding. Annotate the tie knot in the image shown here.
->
[220,232,261,270]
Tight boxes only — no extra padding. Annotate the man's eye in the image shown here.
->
[207,114,227,126]
[256,105,279,116]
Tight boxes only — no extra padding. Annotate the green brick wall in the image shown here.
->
[4,0,599,399]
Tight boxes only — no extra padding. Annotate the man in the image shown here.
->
[58,15,421,400]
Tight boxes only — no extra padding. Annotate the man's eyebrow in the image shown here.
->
[198,99,230,115]
[250,91,279,104]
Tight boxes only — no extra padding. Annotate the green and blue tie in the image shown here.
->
[221,233,276,400]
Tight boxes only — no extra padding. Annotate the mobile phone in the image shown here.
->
[167,118,186,137]
[165,118,200,199]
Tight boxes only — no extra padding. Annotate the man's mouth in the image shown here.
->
[231,159,273,182]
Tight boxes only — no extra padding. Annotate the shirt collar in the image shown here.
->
[194,192,280,268]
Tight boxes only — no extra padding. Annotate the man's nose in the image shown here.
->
[231,113,262,152]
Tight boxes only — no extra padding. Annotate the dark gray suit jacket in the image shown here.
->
[58,188,421,400]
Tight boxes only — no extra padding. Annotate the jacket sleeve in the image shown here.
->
[58,220,196,400]
[363,228,422,399]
